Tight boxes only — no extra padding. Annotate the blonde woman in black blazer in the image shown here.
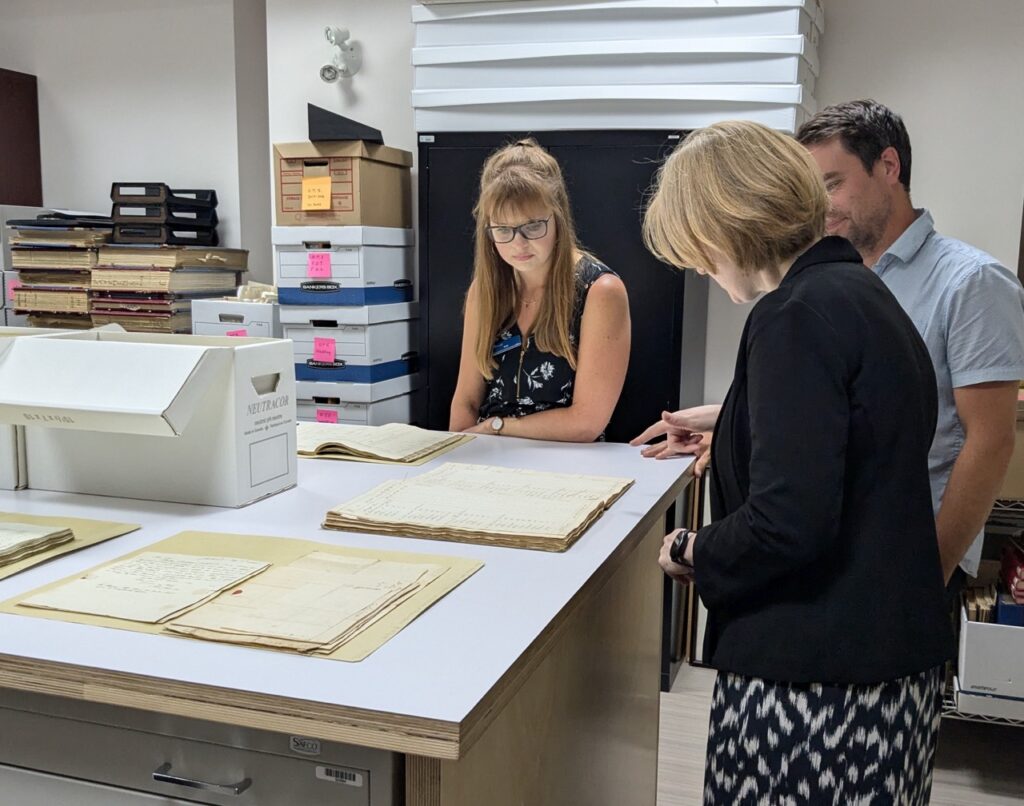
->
[642,120,953,805]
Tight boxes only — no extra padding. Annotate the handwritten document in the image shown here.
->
[20,552,270,623]
[297,422,472,464]
[324,462,633,551]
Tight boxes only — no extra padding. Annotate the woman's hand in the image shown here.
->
[630,406,721,475]
[659,529,695,584]
[462,419,496,435]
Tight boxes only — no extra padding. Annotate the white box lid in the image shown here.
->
[0,334,232,437]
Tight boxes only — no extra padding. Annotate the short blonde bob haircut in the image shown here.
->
[644,120,827,274]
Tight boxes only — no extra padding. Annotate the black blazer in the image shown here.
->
[694,237,953,684]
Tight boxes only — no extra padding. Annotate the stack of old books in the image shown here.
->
[323,462,634,551]
[110,183,220,247]
[5,213,113,328]
[90,244,247,332]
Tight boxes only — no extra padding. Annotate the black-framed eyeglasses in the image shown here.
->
[486,216,552,244]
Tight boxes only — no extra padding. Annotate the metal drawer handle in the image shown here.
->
[153,762,252,796]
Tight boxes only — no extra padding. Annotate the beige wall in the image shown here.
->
[702,0,1024,403]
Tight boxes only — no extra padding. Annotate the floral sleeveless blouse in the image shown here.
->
[478,256,615,425]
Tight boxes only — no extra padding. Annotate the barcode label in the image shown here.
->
[315,766,364,787]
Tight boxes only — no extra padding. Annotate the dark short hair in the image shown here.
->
[797,100,912,191]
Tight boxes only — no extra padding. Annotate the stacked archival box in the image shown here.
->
[412,0,823,133]
[273,225,422,426]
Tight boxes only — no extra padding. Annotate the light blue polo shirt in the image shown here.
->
[873,210,1024,576]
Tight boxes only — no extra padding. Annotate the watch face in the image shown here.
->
[491,417,503,432]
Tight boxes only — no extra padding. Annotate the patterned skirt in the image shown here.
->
[703,666,944,805]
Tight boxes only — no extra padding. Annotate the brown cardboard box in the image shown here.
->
[273,141,413,228]
[998,419,1024,500]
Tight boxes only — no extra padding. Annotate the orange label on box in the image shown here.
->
[316,408,339,424]
[301,176,332,211]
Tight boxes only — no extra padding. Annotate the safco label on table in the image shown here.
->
[289,736,321,756]
[316,766,365,787]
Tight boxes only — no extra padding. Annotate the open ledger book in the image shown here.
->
[0,523,74,567]
[323,462,634,552]
[297,421,473,465]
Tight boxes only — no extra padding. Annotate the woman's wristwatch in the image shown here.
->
[669,529,696,568]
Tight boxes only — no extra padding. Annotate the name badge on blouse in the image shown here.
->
[492,334,522,357]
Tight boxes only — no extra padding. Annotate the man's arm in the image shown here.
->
[936,381,1018,581]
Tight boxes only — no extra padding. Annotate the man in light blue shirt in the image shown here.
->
[799,100,1024,584]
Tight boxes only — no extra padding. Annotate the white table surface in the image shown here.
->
[0,435,691,725]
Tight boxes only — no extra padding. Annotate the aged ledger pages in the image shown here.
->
[324,462,634,551]
[19,552,270,623]
[168,552,446,653]
[0,512,140,581]
[0,523,73,566]
[297,421,472,464]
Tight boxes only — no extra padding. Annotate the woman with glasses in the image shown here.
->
[449,139,630,441]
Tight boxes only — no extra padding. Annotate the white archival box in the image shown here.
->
[958,606,1024,700]
[297,391,424,426]
[0,327,69,491]
[0,329,297,507]
[272,226,414,306]
[191,298,282,339]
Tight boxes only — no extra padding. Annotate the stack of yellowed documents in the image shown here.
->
[323,462,634,552]
[297,421,473,465]
[0,523,74,567]
[13,538,480,660]
[166,553,446,654]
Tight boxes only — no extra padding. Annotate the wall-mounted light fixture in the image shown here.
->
[320,27,361,83]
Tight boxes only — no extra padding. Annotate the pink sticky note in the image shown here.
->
[306,252,332,278]
[6,278,22,296]
[313,337,336,363]
[226,328,248,337]
[316,409,339,424]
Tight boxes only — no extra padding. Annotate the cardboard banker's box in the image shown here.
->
[0,330,297,507]
[273,141,413,228]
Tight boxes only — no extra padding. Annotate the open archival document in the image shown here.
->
[0,522,74,566]
[324,462,634,551]
[297,421,472,464]
[19,552,270,623]
[167,552,446,653]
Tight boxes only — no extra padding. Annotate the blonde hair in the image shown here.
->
[644,120,827,274]
[471,139,585,379]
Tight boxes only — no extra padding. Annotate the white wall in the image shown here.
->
[0,0,242,247]
[702,0,1024,403]
[265,0,415,152]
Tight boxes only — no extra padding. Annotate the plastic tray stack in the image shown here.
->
[110,183,220,247]
[272,225,422,427]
